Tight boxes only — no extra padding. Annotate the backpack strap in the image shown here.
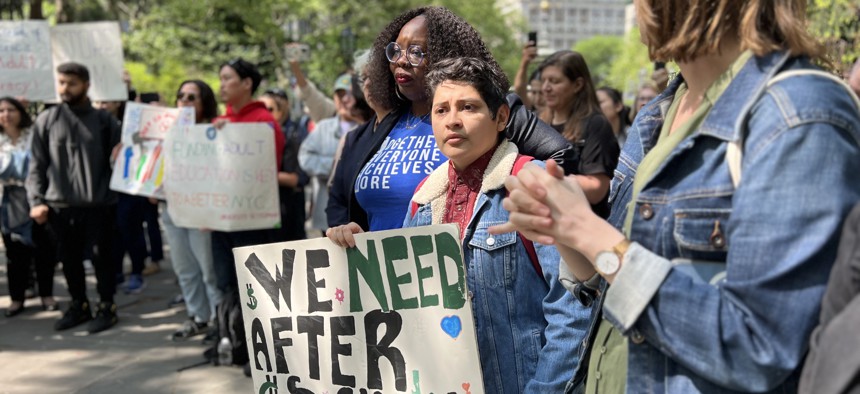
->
[727,69,860,188]
[511,155,543,279]
[410,154,545,279]
[409,176,430,218]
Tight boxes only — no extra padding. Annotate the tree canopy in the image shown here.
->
[28,0,522,102]
[2,1,856,103]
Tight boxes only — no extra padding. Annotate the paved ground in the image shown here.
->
[0,252,252,393]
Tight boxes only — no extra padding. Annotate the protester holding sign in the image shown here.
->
[210,58,285,295]
[207,58,284,372]
[399,57,591,393]
[326,6,576,240]
[162,80,224,341]
[27,63,121,334]
[0,96,58,317]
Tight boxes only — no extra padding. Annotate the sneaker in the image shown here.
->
[173,319,209,341]
[124,274,146,294]
[142,262,161,276]
[54,300,93,331]
[87,302,118,334]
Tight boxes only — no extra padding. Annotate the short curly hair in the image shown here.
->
[366,6,505,112]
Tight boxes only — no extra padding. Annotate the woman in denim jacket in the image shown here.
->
[404,58,590,393]
[493,0,860,392]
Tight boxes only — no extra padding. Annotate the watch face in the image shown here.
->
[595,252,621,275]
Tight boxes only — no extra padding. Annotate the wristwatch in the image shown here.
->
[595,239,632,276]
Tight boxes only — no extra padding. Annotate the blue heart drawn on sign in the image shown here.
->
[440,315,462,339]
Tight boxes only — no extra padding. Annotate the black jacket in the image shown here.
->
[27,102,120,208]
[799,203,860,394]
[327,93,575,230]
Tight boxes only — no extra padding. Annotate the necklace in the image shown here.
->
[403,112,430,129]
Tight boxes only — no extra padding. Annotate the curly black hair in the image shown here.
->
[366,6,506,112]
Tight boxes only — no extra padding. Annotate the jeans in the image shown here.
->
[143,201,164,262]
[49,205,116,303]
[115,193,148,276]
[161,207,221,322]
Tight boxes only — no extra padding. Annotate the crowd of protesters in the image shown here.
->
[3,0,860,392]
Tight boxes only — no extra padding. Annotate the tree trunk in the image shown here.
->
[29,0,43,19]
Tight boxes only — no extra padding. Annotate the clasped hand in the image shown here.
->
[488,160,595,247]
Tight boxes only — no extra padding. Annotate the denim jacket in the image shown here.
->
[404,141,594,393]
[571,52,860,393]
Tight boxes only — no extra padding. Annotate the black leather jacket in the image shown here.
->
[327,93,576,230]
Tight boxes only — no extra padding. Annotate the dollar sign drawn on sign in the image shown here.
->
[246,283,258,310]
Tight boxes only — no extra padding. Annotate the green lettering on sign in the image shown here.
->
[346,241,389,312]
[411,235,439,307]
[435,232,466,309]
[383,236,418,310]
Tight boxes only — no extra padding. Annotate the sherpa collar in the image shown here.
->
[412,140,519,224]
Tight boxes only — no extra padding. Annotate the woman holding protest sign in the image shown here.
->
[326,6,576,243]
[161,80,223,341]
[398,57,590,393]
[0,97,58,316]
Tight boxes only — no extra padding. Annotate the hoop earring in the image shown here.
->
[394,86,405,102]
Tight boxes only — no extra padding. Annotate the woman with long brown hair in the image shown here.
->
[538,50,619,218]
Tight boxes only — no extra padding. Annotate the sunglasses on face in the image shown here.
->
[385,42,426,67]
[177,93,197,102]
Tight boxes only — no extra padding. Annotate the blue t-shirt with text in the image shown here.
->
[354,114,445,231]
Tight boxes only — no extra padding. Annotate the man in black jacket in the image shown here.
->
[27,62,121,334]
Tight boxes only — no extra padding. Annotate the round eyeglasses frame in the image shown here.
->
[385,42,426,67]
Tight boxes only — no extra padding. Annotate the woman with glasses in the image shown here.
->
[326,6,576,244]
[260,88,310,241]
[163,80,224,341]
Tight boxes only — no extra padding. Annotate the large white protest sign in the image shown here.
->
[0,21,55,100]
[110,102,194,198]
[234,224,485,394]
[164,123,280,231]
[51,21,127,101]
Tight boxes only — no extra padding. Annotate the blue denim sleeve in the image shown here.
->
[603,97,860,391]
[524,241,594,393]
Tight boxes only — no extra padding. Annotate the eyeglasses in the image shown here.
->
[177,93,197,102]
[385,42,426,67]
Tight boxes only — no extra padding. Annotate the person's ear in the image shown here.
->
[495,104,510,133]
[573,77,585,93]
[241,77,252,91]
